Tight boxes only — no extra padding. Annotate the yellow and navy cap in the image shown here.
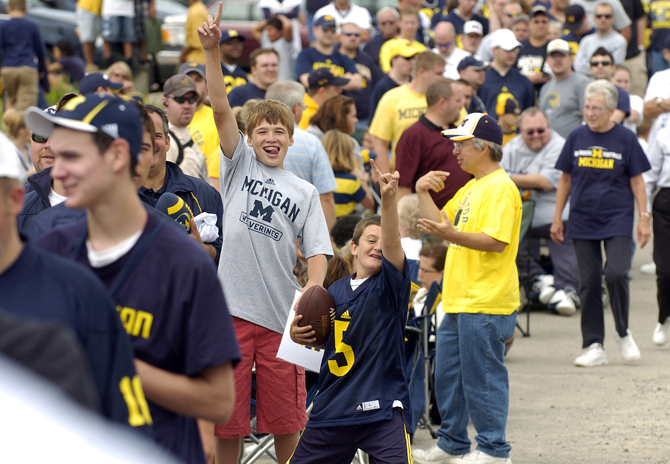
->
[179,61,206,79]
[308,68,350,88]
[25,94,143,159]
[315,15,337,28]
[220,29,246,44]
[442,113,503,145]
[79,72,124,95]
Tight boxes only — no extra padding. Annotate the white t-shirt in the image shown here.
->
[101,0,134,18]
[623,94,644,134]
[433,46,470,80]
[260,30,295,81]
[314,2,372,32]
[86,230,142,268]
[48,189,67,207]
[643,68,670,150]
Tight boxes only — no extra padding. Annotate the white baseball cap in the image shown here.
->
[491,28,522,51]
[464,20,483,36]
[0,132,26,183]
[546,39,571,55]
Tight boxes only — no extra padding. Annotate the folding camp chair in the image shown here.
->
[516,200,535,337]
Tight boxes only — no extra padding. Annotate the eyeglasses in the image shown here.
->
[31,132,48,143]
[322,25,337,33]
[436,42,453,48]
[595,13,612,18]
[419,267,441,274]
[168,95,197,104]
[379,20,396,26]
[343,32,360,37]
[453,140,474,149]
[584,105,608,112]
[590,60,612,67]
[524,128,546,136]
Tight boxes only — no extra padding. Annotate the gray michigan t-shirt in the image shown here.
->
[539,73,590,139]
[218,132,333,334]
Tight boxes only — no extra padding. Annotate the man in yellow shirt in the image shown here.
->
[298,68,350,129]
[413,113,521,464]
[180,61,221,190]
[368,51,445,173]
[378,8,426,73]
[180,0,209,64]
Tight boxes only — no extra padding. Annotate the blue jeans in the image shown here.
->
[434,312,516,458]
[651,49,669,75]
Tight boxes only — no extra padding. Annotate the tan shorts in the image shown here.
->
[1,66,38,111]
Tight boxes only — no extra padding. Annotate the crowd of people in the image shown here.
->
[2,0,670,462]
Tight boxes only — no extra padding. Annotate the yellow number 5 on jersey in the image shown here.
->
[119,375,153,427]
[328,320,355,376]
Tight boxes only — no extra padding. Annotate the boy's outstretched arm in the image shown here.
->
[371,159,405,275]
[198,2,239,159]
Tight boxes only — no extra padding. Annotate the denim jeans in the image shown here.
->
[650,49,669,75]
[434,312,516,458]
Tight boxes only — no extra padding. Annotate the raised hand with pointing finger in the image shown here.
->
[198,2,222,50]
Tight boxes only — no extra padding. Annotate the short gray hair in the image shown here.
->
[584,79,618,110]
[265,81,306,111]
[472,137,503,161]
[376,6,399,22]
[519,107,548,129]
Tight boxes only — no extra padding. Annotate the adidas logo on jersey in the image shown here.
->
[265,178,276,185]
[341,310,351,320]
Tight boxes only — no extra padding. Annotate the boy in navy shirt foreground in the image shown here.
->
[290,159,412,464]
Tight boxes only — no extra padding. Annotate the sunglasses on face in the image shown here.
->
[343,32,360,37]
[380,20,396,25]
[322,26,337,33]
[590,60,612,67]
[595,13,612,18]
[524,128,546,136]
[169,95,197,104]
[31,132,48,143]
[436,42,453,48]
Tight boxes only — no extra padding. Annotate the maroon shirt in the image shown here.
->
[395,114,473,209]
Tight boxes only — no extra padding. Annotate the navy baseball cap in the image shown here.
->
[308,68,350,88]
[179,61,206,79]
[442,113,503,146]
[315,15,337,28]
[457,55,488,72]
[564,4,585,31]
[79,72,123,95]
[220,29,245,44]
[529,5,548,17]
[25,94,143,159]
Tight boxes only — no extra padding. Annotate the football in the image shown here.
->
[296,285,335,349]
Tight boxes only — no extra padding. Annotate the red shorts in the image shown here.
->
[214,317,308,438]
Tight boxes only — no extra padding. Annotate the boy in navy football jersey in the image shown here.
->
[289,159,412,464]
[25,94,240,464]
[199,7,333,464]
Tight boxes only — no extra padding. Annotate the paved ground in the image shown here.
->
[243,241,667,464]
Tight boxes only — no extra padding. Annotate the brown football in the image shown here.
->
[296,285,335,349]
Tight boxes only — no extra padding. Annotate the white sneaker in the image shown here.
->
[615,329,641,362]
[640,262,657,275]
[548,289,576,316]
[574,343,608,367]
[653,319,670,346]
[413,445,464,464]
[532,275,555,304]
[451,450,512,463]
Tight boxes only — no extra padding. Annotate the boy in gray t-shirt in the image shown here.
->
[199,7,333,464]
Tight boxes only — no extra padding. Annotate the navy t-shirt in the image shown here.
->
[616,85,631,117]
[222,64,248,93]
[0,243,145,431]
[368,75,400,124]
[554,124,651,240]
[295,47,358,80]
[478,67,535,117]
[228,82,266,108]
[308,256,411,428]
[432,10,489,35]
[59,55,86,83]
[338,46,384,122]
[36,208,241,464]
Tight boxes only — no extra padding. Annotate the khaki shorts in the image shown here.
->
[1,66,38,111]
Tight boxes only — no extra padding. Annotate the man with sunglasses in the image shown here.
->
[586,47,630,124]
[296,15,363,90]
[517,6,552,91]
[362,7,399,67]
[502,107,581,315]
[163,74,210,183]
[573,2,627,75]
[313,0,373,42]
[338,22,383,123]
[433,21,470,80]
[570,0,631,41]
[540,39,590,138]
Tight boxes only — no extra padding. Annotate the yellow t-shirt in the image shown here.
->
[185,1,209,64]
[298,93,319,130]
[189,104,221,179]
[368,84,426,169]
[441,169,522,315]
[378,38,426,74]
[77,0,102,16]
